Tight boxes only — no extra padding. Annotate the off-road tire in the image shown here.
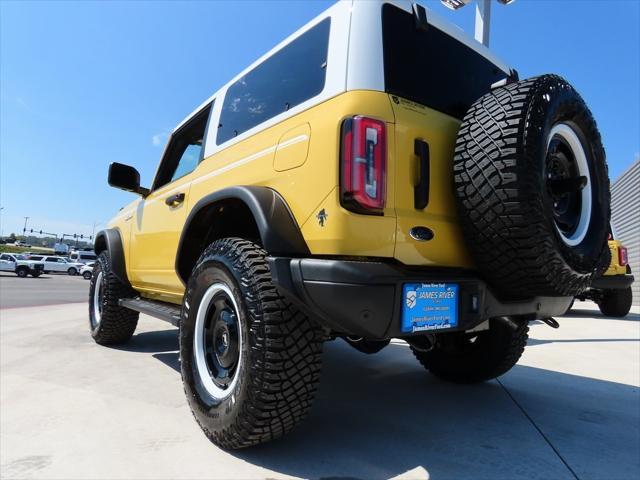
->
[598,287,633,318]
[67,267,77,276]
[411,318,529,383]
[89,251,138,345]
[16,267,29,278]
[180,237,324,450]
[453,75,610,299]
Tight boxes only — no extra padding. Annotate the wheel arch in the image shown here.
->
[94,228,130,286]
[175,186,309,285]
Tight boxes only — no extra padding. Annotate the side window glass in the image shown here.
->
[171,143,202,183]
[217,18,330,144]
[152,103,213,190]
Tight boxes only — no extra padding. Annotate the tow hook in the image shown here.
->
[541,317,560,329]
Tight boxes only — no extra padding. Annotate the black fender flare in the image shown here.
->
[175,186,309,283]
[94,228,130,286]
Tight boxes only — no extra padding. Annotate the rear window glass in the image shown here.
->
[80,254,97,260]
[382,4,508,120]
[217,18,330,145]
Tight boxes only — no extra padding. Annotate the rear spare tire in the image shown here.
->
[453,75,610,299]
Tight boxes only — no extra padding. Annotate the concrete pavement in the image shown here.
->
[1,301,639,479]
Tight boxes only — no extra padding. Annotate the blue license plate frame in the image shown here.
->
[401,283,458,333]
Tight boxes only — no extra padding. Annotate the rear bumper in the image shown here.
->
[268,257,572,339]
[591,273,634,290]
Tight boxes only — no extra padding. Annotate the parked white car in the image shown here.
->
[80,262,94,280]
[0,253,44,278]
[27,255,84,275]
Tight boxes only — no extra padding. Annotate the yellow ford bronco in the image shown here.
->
[90,1,611,449]
[571,233,634,317]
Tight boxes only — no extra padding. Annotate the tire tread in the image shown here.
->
[90,251,138,345]
[183,238,323,449]
[453,75,610,298]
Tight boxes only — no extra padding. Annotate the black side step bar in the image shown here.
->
[119,297,181,326]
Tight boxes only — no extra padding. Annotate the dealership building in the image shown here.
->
[611,158,639,306]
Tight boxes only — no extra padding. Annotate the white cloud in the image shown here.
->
[152,132,168,147]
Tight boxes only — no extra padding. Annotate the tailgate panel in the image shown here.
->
[391,96,473,268]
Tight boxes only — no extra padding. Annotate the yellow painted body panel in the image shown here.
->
[389,96,473,267]
[301,187,397,257]
[273,124,311,172]
[107,90,472,301]
[128,176,194,296]
[604,239,628,276]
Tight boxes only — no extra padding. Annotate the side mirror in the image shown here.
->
[108,162,149,196]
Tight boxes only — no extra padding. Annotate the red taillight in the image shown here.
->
[619,246,628,266]
[340,116,387,214]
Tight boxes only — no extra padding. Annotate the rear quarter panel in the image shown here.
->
[189,90,398,258]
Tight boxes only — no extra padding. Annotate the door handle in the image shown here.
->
[414,139,430,210]
[165,192,185,207]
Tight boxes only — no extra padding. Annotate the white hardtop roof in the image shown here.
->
[173,0,511,132]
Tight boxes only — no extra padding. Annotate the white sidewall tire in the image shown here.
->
[193,282,243,401]
[92,271,103,328]
[547,123,592,247]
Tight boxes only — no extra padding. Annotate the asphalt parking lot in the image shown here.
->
[1,277,639,480]
[0,272,89,308]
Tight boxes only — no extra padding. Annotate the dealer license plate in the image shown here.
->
[401,283,458,333]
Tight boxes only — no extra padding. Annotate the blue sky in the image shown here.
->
[1,0,638,238]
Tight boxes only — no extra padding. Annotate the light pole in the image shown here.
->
[23,216,30,237]
[91,220,102,239]
[441,0,515,47]
[475,0,491,46]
